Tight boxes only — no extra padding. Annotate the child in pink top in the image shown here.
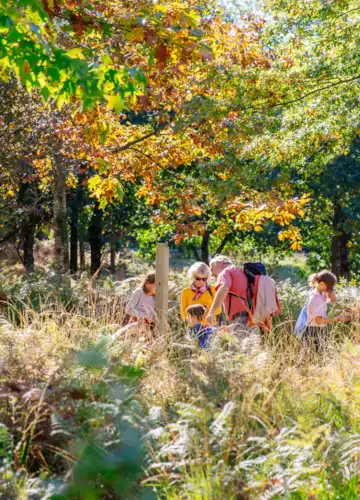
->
[305,270,345,352]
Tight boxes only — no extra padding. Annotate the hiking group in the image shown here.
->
[125,255,351,352]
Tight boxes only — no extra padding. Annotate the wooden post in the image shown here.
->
[155,243,169,337]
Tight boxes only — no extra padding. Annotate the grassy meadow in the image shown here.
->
[0,258,360,499]
[1,0,360,497]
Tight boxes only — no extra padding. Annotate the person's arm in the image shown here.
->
[206,284,229,324]
[314,313,345,325]
[218,325,233,333]
[126,289,148,318]
[308,294,342,326]
[211,286,222,317]
[180,289,188,321]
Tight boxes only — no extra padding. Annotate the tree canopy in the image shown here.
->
[0,0,359,275]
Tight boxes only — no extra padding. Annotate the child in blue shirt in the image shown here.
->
[186,304,231,349]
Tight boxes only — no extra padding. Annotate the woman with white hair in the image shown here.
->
[181,262,221,325]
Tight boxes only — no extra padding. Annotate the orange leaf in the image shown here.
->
[155,45,168,69]
[70,14,85,37]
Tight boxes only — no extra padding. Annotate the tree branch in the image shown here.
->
[0,227,22,245]
[129,147,163,168]
[54,13,131,33]
[13,241,24,267]
[111,122,169,154]
[189,244,200,261]
[332,7,360,23]
[214,233,232,256]
[269,74,360,109]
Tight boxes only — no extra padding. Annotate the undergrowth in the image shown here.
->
[0,270,360,498]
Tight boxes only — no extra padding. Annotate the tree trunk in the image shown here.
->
[201,230,210,265]
[214,233,232,256]
[190,244,200,261]
[110,236,117,272]
[340,232,351,278]
[69,204,78,274]
[88,202,103,276]
[53,154,69,273]
[109,212,117,272]
[331,232,351,279]
[17,178,38,271]
[79,235,85,271]
[331,202,351,279]
[75,165,86,272]
[22,221,36,271]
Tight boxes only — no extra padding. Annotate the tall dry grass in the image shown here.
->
[0,273,360,497]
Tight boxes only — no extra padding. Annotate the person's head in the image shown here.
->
[209,255,232,279]
[186,304,206,325]
[187,262,211,288]
[312,270,337,294]
[142,272,156,296]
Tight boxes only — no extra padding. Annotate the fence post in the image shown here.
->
[155,243,169,338]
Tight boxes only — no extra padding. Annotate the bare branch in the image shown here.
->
[214,233,232,256]
[0,227,21,245]
[332,7,360,23]
[269,74,360,109]
[129,147,163,168]
[111,122,170,154]
[13,241,24,266]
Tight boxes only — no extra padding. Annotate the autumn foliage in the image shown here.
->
[0,0,318,266]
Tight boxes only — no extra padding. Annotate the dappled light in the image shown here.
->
[0,0,360,497]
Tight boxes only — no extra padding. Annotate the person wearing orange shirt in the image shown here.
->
[181,262,221,325]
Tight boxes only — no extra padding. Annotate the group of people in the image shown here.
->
[125,254,354,353]
[0,254,352,356]
[125,255,280,348]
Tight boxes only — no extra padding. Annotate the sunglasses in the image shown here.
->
[195,277,207,281]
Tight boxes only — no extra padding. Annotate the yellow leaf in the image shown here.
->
[66,48,85,59]
[291,242,302,251]
[129,27,144,43]
[106,95,124,114]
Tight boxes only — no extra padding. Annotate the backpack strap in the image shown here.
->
[227,291,249,316]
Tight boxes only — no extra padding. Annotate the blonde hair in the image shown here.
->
[187,262,211,283]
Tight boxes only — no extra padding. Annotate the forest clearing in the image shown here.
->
[1,0,360,498]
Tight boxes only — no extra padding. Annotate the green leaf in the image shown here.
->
[99,198,108,210]
[41,86,50,101]
[115,181,124,201]
[95,158,108,167]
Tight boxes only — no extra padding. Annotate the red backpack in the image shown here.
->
[227,262,267,315]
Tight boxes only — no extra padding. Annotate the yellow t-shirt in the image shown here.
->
[181,286,221,325]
